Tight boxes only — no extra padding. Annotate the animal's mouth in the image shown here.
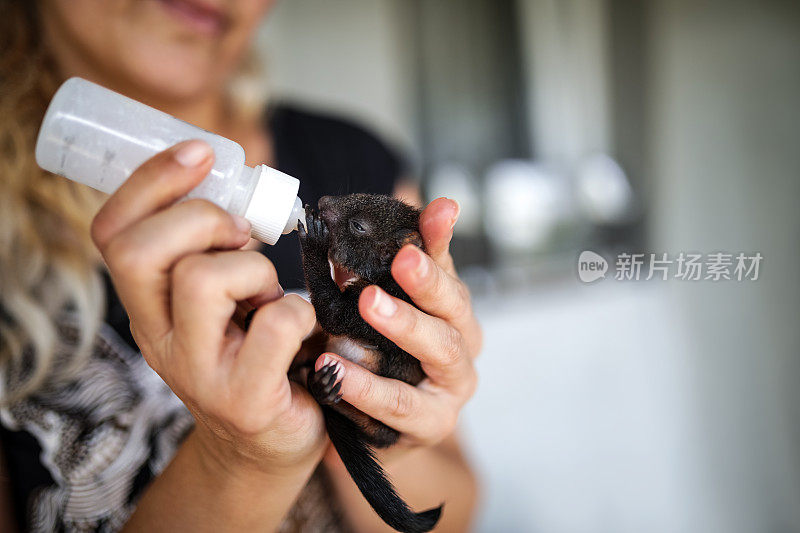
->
[329,257,361,291]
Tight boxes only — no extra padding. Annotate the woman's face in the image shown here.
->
[41,0,275,102]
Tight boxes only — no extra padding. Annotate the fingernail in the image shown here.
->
[318,354,345,380]
[317,353,333,371]
[231,214,251,234]
[175,140,212,167]
[450,199,461,229]
[371,288,397,318]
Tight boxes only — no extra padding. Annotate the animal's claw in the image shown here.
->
[302,207,319,237]
[308,362,343,406]
[314,216,323,238]
[299,206,330,255]
[326,381,342,404]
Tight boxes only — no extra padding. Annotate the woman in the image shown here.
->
[0,1,481,531]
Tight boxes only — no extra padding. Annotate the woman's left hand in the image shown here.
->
[318,197,481,454]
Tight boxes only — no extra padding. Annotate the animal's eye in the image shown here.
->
[349,218,368,235]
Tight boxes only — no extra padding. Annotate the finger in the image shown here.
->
[314,353,454,442]
[171,250,283,372]
[91,140,215,249]
[234,294,317,390]
[358,285,474,388]
[392,244,471,324]
[103,199,251,340]
[418,197,459,276]
[391,245,482,356]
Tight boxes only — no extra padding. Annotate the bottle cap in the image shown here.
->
[244,165,301,245]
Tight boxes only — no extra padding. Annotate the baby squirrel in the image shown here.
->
[298,194,443,533]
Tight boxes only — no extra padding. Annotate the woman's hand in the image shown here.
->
[319,198,481,453]
[91,140,327,473]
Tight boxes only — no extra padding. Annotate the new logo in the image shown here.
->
[578,251,608,283]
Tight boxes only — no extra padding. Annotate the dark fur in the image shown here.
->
[298,194,443,533]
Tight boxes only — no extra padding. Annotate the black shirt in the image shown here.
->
[0,103,404,532]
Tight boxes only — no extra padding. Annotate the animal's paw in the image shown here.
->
[298,205,329,255]
[307,361,343,405]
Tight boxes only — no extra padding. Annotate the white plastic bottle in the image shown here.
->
[35,77,304,245]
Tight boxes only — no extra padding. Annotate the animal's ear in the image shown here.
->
[395,229,423,249]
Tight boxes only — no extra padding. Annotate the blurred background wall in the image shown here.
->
[260,1,800,531]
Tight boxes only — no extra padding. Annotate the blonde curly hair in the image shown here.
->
[0,1,105,403]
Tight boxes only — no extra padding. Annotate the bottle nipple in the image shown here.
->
[283,196,305,234]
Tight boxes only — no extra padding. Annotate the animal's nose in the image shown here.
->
[318,196,339,224]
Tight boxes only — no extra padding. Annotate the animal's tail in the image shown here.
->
[323,407,443,533]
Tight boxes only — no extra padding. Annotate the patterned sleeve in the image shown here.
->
[0,316,194,532]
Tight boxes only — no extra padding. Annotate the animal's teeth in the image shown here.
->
[328,258,336,283]
[341,274,360,288]
[329,259,361,290]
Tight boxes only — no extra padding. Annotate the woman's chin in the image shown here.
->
[113,54,231,105]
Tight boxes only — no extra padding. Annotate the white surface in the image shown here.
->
[463,282,703,533]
